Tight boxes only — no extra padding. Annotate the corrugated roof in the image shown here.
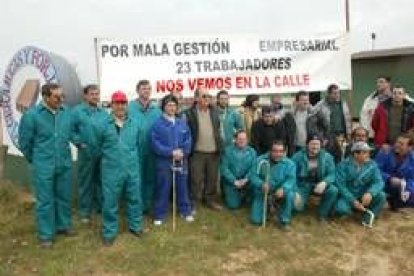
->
[352,46,414,59]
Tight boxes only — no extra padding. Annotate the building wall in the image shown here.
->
[351,55,414,118]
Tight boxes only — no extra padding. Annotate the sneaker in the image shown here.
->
[39,239,53,248]
[153,220,163,226]
[57,229,77,237]
[184,215,195,223]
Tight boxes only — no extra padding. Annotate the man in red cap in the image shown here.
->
[97,90,143,246]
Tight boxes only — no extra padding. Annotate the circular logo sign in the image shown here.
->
[1,46,81,149]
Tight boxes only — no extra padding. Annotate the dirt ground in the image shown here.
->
[0,181,413,276]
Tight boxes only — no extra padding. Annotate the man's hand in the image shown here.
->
[389,177,402,187]
[172,149,184,160]
[78,143,87,149]
[234,180,243,189]
[262,183,270,194]
[313,181,327,195]
[361,193,372,207]
[353,200,365,212]
[237,179,248,188]
[275,188,284,199]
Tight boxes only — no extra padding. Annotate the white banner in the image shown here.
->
[96,33,351,101]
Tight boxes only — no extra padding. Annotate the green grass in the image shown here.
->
[0,181,413,276]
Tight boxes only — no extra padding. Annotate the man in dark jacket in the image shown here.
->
[372,86,414,148]
[185,88,223,211]
[250,106,291,155]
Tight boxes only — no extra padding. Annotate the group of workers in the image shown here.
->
[17,76,414,248]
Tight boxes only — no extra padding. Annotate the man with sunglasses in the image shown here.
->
[19,83,75,248]
[185,88,223,212]
[334,142,386,226]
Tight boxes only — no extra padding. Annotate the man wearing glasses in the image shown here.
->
[19,83,75,248]
[334,142,386,226]
[185,88,223,212]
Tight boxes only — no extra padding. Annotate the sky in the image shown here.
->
[0,0,413,84]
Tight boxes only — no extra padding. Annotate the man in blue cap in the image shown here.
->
[19,83,75,248]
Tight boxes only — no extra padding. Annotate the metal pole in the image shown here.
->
[345,0,350,32]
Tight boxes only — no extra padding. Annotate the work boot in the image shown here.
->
[129,229,143,238]
[38,239,53,249]
[57,229,77,237]
[102,238,114,247]
[318,217,330,226]
[278,223,291,232]
[204,201,223,211]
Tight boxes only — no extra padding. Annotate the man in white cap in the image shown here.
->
[334,141,386,226]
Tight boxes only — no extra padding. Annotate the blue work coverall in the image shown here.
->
[72,102,109,219]
[18,103,74,241]
[249,154,296,225]
[220,144,256,209]
[335,158,386,224]
[97,115,143,241]
[151,116,193,220]
[128,100,162,213]
[375,148,414,207]
[291,149,338,218]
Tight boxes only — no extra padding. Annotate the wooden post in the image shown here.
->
[0,97,4,179]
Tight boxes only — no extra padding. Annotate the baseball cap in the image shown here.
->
[351,141,373,153]
[111,90,128,103]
